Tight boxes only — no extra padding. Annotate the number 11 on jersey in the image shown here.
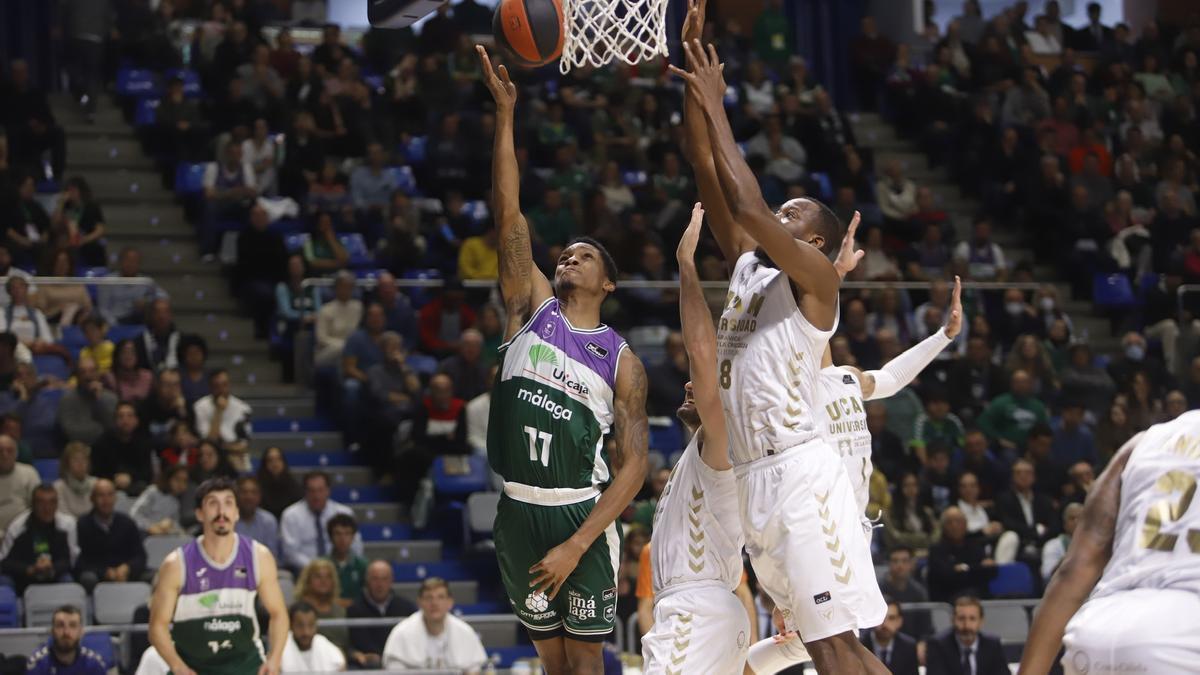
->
[525,426,552,467]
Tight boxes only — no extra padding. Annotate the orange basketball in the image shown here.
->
[493,0,564,68]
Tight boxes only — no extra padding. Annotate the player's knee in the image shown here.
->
[563,639,604,675]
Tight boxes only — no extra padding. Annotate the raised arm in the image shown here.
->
[1018,435,1136,674]
[529,349,649,599]
[476,45,553,340]
[677,203,729,470]
[148,552,196,675]
[671,42,840,326]
[678,0,752,265]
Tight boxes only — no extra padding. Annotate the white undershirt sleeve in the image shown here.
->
[864,327,954,400]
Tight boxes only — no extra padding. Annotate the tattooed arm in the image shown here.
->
[477,46,554,340]
[529,349,650,598]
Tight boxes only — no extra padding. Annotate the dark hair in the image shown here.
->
[926,441,952,459]
[82,315,108,332]
[882,594,901,612]
[954,594,984,616]
[1028,422,1054,441]
[33,483,57,500]
[890,472,936,534]
[207,368,229,384]
[327,513,358,537]
[289,601,317,620]
[564,237,619,286]
[807,198,844,257]
[194,476,238,505]
[112,339,140,373]
[888,545,914,560]
[303,470,331,490]
[0,333,17,352]
[65,176,92,203]
[115,401,138,416]
[176,334,208,366]
[52,605,83,622]
[159,464,190,491]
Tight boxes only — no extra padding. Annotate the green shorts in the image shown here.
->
[495,492,621,642]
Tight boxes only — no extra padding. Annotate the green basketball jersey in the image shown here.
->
[488,298,629,490]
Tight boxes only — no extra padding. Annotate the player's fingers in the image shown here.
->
[848,210,861,236]
[667,65,689,80]
[854,250,865,263]
[475,45,491,70]
[497,64,512,84]
[547,578,566,600]
[706,43,719,69]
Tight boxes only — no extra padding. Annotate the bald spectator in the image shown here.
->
[74,479,146,592]
[57,358,118,446]
[348,560,417,669]
[927,506,998,602]
[0,434,38,539]
[372,272,418,349]
[399,374,466,505]
[135,299,181,371]
[437,329,488,401]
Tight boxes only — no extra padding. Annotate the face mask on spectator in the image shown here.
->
[1125,345,1145,361]
[1006,302,1025,316]
[1040,297,1055,312]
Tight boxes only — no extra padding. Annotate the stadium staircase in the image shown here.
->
[40,91,533,664]
[848,112,1118,354]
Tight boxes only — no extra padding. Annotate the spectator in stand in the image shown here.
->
[878,546,931,641]
[91,402,155,495]
[861,598,919,675]
[1040,502,1082,584]
[645,332,690,418]
[348,560,416,669]
[398,374,466,505]
[1060,343,1117,418]
[977,369,1049,455]
[1108,331,1173,396]
[364,332,422,474]
[946,335,1008,424]
[138,369,188,445]
[74,478,145,592]
[437,329,488,402]
[136,299,181,372]
[1002,67,1051,128]
[237,48,285,127]
[1,484,73,591]
[53,442,96,519]
[995,458,1059,577]
[326,513,368,606]
[841,297,881,370]
[235,475,281,560]
[350,142,398,222]
[0,276,54,353]
[315,271,362,368]
[1026,14,1064,54]
[235,204,289,339]
[97,248,161,326]
[157,77,207,164]
[418,280,476,359]
[956,471,1010,552]
[282,601,347,673]
[304,211,350,275]
[296,558,350,653]
[954,215,1007,282]
[23,605,106,675]
[1004,333,1058,396]
[458,227,499,281]
[52,177,107,267]
[1164,389,1189,420]
[307,164,350,214]
[35,250,92,328]
[4,361,61,458]
[1025,421,1068,498]
[179,337,216,408]
[921,443,957,512]
[201,141,259,258]
[850,16,896,111]
[193,369,253,471]
[0,246,35,307]
[925,596,1008,675]
[257,447,304,520]
[371,272,418,349]
[57,357,118,446]
[129,465,189,536]
[281,471,363,572]
[882,472,940,558]
[876,160,919,240]
[1052,400,1097,467]
[0,433,38,538]
[275,254,315,382]
[867,402,912,481]
[465,365,497,456]
[382,578,487,672]
[746,115,807,184]
[927,507,997,602]
[79,317,113,374]
[3,60,66,178]
[342,300,388,422]
[911,386,966,463]
[752,0,792,69]
[529,188,578,256]
[103,339,154,404]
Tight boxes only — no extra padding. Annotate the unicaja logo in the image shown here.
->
[529,344,557,369]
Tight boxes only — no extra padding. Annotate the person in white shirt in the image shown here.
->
[193,369,253,471]
[1025,15,1063,55]
[280,471,363,572]
[0,277,53,350]
[1040,502,1082,583]
[316,272,363,367]
[464,365,496,455]
[957,471,1019,564]
[282,601,347,673]
[382,578,487,673]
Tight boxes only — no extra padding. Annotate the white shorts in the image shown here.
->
[641,582,750,675]
[1063,588,1200,675]
[736,440,886,642]
[746,635,811,674]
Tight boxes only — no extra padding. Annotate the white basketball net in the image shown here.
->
[560,0,670,73]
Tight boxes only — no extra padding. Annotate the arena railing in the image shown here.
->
[0,275,158,288]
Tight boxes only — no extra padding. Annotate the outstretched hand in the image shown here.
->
[668,40,726,110]
[677,202,705,265]
[681,0,707,43]
[476,45,517,111]
[944,275,964,339]
[833,210,864,280]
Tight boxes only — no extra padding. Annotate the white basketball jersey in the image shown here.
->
[1092,410,1200,601]
[717,251,837,465]
[817,366,872,514]
[651,432,742,596]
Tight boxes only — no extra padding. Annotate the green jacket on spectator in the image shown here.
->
[977,392,1050,451]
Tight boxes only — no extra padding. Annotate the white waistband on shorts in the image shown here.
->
[502,481,600,506]
[654,579,730,604]
[733,436,826,478]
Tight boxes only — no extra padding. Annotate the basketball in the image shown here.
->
[492,0,564,68]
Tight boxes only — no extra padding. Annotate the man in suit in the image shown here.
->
[1070,1,1113,52]
[928,507,998,602]
[860,597,919,675]
[994,458,1060,579]
[346,560,416,669]
[926,596,1009,675]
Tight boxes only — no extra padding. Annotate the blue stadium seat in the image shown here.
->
[283,450,354,467]
[401,135,427,164]
[386,165,419,196]
[81,632,115,670]
[988,563,1035,597]
[400,268,441,308]
[810,172,833,201]
[108,325,146,344]
[489,646,538,668]
[331,485,393,503]
[174,163,208,196]
[453,602,504,615]
[460,200,490,225]
[622,170,648,187]
[251,418,337,433]
[33,459,58,483]
[284,233,310,253]
[1093,273,1137,309]
[165,69,203,97]
[432,455,489,495]
[391,561,471,582]
[32,355,69,381]
[358,523,413,541]
[363,75,385,92]
[338,233,373,268]
[134,98,159,127]
[116,68,160,97]
[649,420,683,453]
[406,353,439,376]
[268,217,305,235]
[79,266,109,278]
[0,586,17,627]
